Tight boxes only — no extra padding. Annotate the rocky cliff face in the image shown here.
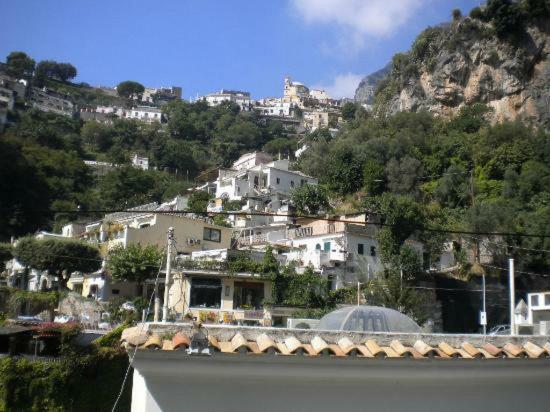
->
[354,63,391,107]
[366,16,549,126]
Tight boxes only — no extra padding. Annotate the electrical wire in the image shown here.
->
[480,263,550,278]
[468,236,550,254]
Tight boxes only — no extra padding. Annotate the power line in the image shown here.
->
[468,236,550,254]
[5,207,550,239]
[481,263,550,278]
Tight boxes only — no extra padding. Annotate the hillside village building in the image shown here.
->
[214,154,317,201]
[77,198,231,302]
[201,89,252,111]
[165,249,273,325]
[141,86,182,105]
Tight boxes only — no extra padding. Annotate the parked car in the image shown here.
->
[489,324,511,335]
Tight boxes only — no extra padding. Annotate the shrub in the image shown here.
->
[469,6,484,20]
[452,8,462,21]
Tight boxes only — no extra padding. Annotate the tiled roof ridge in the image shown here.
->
[120,323,550,360]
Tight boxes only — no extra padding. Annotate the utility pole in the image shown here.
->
[471,168,487,334]
[162,227,175,323]
[482,273,486,335]
[509,258,515,335]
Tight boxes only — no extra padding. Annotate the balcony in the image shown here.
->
[236,233,267,247]
[286,222,345,238]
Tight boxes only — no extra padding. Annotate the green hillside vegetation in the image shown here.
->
[296,106,550,274]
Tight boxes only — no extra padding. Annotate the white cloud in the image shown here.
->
[291,0,427,48]
[314,73,363,99]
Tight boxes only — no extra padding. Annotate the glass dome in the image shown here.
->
[317,305,420,333]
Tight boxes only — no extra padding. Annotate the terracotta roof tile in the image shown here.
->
[123,325,550,362]
[390,340,414,358]
[502,343,526,358]
[381,346,401,358]
[438,342,460,358]
[284,336,304,354]
[461,342,483,359]
[482,342,504,358]
[172,333,190,350]
[337,337,356,355]
[365,339,385,358]
[477,348,495,359]
[523,342,545,358]
[413,340,437,358]
[276,342,291,355]
[257,333,279,354]
[143,334,162,350]
[208,335,220,351]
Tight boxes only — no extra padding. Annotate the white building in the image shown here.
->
[255,102,294,117]
[215,158,317,201]
[132,154,149,170]
[119,106,163,123]
[202,89,251,111]
[516,292,550,335]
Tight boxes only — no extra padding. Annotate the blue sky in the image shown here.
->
[1,0,482,100]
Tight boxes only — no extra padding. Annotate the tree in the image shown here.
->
[452,8,462,21]
[14,237,101,289]
[35,60,77,82]
[523,0,550,17]
[485,0,523,37]
[364,193,426,259]
[326,145,364,195]
[363,160,385,195]
[187,191,211,214]
[0,243,13,271]
[449,104,491,133]
[341,102,358,121]
[0,138,52,239]
[98,167,173,209]
[107,244,163,287]
[385,155,423,196]
[469,6,484,19]
[366,267,425,322]
[290,184,330,215]
[152,139,198,176]
[5,51,35,78]
[80,121,114,152]
[263,137,295,157]
[116,81,145,99]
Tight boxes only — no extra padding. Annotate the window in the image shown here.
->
[233,282,264,310]
[290,180,295,188]
[358,243,364,255]
[190,278,222,308]
[262,177,267,186]
[546,294,550,306]
[315,244,321,250]
[370,246,376,256]
[111,289,120,295]
[276,177,280,185]
[324,242,331,252]
[531,295,539,307]
[203,227,221,242]
[254,176,259,187]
